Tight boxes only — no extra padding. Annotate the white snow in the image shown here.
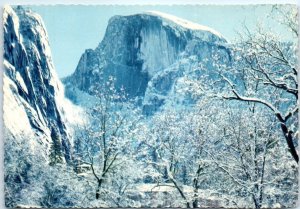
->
[134,183,222,201]
[147,11,224,39]
[3,5,20,40]
[3,61,34,137]
[16,71,28,94]
[4,61,52,141]
[56,87,87,127]
[54,80,87,147]
[135,183,176,192]
[3,5,82,150]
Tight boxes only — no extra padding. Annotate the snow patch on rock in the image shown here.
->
[147,11,224,39]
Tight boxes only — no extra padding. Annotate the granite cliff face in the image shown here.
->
[65,11,231,114]
[3,6,73,162]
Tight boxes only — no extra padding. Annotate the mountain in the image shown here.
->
[3,5,76,163]
[64,11,231,114]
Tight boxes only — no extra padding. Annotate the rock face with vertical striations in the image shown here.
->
[64,11,231,114]
[3,5,73,162]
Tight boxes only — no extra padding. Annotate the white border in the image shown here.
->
[0,1,299,209]
[0,0,300,5]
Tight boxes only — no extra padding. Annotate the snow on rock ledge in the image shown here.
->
[3,5,82,163]
[146,11,225,41]
[66,11,228,101]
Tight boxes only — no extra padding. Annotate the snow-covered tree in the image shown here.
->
[4,129,90,208]
[49,128,64,165]
[73,76,144,206]
[207,103,298,208]
[138,101,225,208]
[210,6,299,163]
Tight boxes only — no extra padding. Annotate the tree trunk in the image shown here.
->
[96,178,103,199]
[252,195,260,209]
[192,199,198,208]
[280,123,299,163]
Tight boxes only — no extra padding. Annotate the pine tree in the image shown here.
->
[49,128,64,165]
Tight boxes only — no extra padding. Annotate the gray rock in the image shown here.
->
[3,6,72,162]
[65,12,231,115]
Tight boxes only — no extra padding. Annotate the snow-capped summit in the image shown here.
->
[65,11,231,114]
[146,11,225,40]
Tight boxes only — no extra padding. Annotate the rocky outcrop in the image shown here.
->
[3,6,72,162]
[65,11,231,114]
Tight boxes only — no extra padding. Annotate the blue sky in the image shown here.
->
[26,5,294,78]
